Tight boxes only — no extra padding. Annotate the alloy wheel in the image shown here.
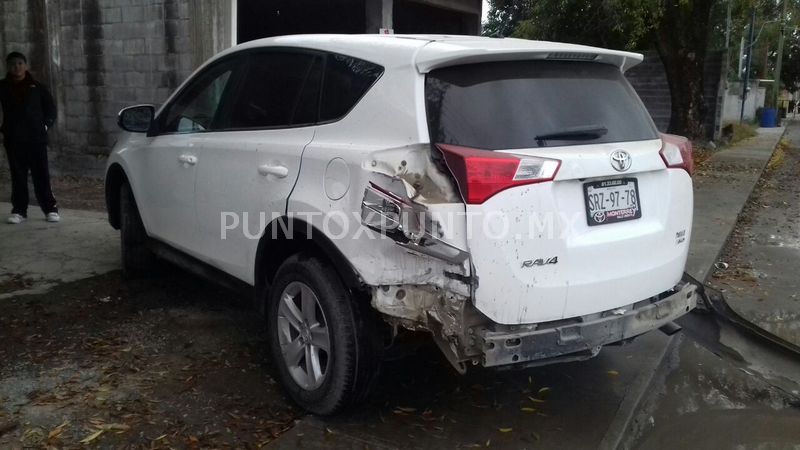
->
[276,281,331,390]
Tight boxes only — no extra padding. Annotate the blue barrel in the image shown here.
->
[760,108,777,127]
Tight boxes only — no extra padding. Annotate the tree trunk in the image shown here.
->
[653,0,716,141]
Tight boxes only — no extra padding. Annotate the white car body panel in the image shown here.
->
[125,133,203,254]
[466,165,692,324]
[194,128,314,283]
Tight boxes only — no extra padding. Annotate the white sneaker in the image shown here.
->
[7,214,25,224]
[46,212,61,223]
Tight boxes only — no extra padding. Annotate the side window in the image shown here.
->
[159,60,238,133]
[227,51,321,129]
[319,54,383,122]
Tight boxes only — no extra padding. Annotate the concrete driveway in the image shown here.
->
[0,204,119,299]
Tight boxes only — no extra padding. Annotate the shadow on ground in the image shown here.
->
[0,269,296,448]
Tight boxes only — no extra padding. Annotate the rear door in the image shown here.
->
[194,50,322,283]
[426,60,693,325]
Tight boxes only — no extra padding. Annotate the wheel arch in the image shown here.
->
[254,216,366,314]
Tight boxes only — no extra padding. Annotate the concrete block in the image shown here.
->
[111,23,139,40]
[101,7,122,24]
[61,0,82,10]
[65,86,89,102]
[60,9,81,26]
[159,70,178,88]
[134,87,157,103]
[143,4,165,21]
[124,38,145,55]
[124,71,147,87]
[173,36,191,54]
[163,1,179,19]
[104,39,125,56]
[178,1,190,19]
[63,130,83,146]
[110,54,135,71]
[106,72,126,87]
[59,25,80,41]
[122,5,144,23]
[178,53,193,71]
[65,101,89,116]
[157,87,174,102]
[68,70,87,86]
[110,87,136,102]
[134,57,154,71]
[145,37,166,55]
[86,71,105,86]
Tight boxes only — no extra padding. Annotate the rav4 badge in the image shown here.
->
[521,257,559,268]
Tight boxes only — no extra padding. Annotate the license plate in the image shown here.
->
[583,178,642,226]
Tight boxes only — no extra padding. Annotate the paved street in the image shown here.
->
[0,124,798,448]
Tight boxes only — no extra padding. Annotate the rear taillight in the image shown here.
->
[659,133,694,176]
[437,144,561,204]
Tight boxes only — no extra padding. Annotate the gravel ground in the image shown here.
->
[0,270,298,449]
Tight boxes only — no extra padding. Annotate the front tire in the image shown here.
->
[119,182,154,278]
[266,253,381,415]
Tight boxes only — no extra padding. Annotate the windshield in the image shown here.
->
[425,60,658,150]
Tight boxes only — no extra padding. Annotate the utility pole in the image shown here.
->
[724,0,732,82]
[740,7,756,124]
[773,0,789,119]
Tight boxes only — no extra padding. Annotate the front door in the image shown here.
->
[139,57,242,254]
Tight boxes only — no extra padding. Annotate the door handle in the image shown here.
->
[178,154,197,165]
[258,164,289,178]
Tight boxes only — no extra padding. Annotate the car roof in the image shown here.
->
[214,34,644,73]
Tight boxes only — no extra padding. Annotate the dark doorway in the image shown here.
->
[393,0,478,35]
[237,0,366,43]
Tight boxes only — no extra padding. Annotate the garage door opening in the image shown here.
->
[393,0,478,35]
[237,0,366,43]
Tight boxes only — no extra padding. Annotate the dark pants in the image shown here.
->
[5,141,58,217]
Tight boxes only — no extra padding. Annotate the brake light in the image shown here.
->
[436,144,561,204]
[659,133,694,176]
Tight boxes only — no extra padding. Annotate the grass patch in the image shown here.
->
[720,122,758,147]
[766,138,789,172]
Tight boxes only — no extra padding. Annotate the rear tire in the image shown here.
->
[266,253,382,415]
[120,181,154,278]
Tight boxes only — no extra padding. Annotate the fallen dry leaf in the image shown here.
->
[498,428,513,433]
[79,429,104,444]
[537,387,551,397]
[394,406,417,413]
[47,421,69,439]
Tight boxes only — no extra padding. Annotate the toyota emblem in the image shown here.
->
[610,150,632,172]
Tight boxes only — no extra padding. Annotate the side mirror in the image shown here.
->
[118,105,155,133]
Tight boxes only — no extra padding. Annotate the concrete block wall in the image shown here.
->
[626,51,671,132]
[0,0,195,177]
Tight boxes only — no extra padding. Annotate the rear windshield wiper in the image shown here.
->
[535,125,608,142]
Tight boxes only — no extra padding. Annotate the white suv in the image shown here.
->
[106,34,698,414]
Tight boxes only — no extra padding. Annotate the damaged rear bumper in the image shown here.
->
[479,282,698,367]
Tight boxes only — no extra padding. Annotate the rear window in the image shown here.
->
[425,60,658,150]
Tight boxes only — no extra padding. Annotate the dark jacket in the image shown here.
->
[0,72,57,144]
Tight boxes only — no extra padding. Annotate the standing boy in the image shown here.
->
[0,51,59,224]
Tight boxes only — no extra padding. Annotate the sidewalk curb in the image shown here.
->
[596,127,788,450]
